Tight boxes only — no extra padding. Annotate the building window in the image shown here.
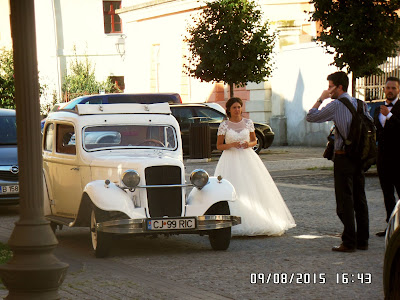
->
[103,1,122,34]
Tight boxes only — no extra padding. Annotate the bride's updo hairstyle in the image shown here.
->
[226,97,243,117]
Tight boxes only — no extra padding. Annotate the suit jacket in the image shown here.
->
[374,101,400,161]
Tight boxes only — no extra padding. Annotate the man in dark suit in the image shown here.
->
[374,77,400,236]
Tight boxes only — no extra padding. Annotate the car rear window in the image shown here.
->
[195,107,225,122]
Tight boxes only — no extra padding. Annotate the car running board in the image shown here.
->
[45,215,75,227]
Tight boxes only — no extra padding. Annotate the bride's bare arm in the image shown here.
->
[240,132,257,148]
[216,135,240,150]
[249,132,258,148]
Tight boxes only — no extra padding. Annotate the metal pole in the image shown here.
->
[0,0,68,299]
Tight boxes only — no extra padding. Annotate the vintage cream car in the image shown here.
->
[42,103,240,257]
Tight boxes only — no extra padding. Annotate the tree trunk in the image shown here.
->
[229,82,234,98]
[351,74,356,97]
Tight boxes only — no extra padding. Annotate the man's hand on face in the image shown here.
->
[320,86,336,101]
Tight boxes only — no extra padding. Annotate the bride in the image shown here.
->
[215,97,296,236]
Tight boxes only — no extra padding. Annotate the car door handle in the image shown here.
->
[70,167,80,171]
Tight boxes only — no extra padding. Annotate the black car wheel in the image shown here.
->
[384,227,400,299]
[90,204,112,258]
[50,221,58,233]
[206,201,231,251]
[253,132,263,154]
[387,254,400,300]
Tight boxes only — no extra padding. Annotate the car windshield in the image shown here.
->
[0,116,17,145]
[83,124,177,151]
[196,107,225,122]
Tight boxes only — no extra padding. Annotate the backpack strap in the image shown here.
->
[338,97,357,116]
[335,98,359,149]
[356,99,364,114]
[334,124,346,149]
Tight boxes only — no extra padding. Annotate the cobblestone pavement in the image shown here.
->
[0,146,386,299]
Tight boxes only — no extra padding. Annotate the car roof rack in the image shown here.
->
[75,103,171,115]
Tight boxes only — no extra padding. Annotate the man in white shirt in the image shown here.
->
[374,77,400,236]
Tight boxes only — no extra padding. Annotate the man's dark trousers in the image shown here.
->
[376,150,400,222]
[334,154,369,248]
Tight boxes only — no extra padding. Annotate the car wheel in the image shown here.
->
[90,205,112,258]
[388,254,400,300]
[50,221,58,234]
[206,201,231,251]
[253,132,263,154]
[385,250,400,300]
[384,231,400,300]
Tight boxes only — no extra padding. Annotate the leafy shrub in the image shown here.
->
[0,48,15,109]
[62,47,117,101]
[0,242,12,265]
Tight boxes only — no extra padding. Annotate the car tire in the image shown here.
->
[385,250,400,300]
[388,254,400,300]
[90,205,112,258]
[253,132,263,154]
[206,201,231,251]
[50,221,58,234]
[384,229,400,299]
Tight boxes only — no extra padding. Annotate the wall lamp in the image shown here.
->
[115,34,126,58]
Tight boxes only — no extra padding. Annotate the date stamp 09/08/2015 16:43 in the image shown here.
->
[250,272,372,285]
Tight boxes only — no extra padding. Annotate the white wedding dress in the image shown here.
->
[214,119,296,236]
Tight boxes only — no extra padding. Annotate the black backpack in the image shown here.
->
[336,98,377,169]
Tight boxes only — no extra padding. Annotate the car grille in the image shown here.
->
[145,166,182,218]
[0,170,18,182]
[0,194,19,204]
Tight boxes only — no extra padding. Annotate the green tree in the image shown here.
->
[62,48,116,100]
[0,48,49,110]
[0,48,16,108]
[310,0,400,96]
[184,0,276,97]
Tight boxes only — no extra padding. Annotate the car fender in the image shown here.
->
[383,201,400,297]
[42,172,52,216]
[185,177,237,216]
[383,228,400,298]
[83,180,145,219]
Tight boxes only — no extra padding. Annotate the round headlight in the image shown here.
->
[190,169,209,189]
[122,170,140,189]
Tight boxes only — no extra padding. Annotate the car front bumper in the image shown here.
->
[96,215,241,234]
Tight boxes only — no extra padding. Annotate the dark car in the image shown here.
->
[383,200,400,300]
[366,99,385,117]
[169,103,274,154]
[41,93,182,130]
[0,109,19,205]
